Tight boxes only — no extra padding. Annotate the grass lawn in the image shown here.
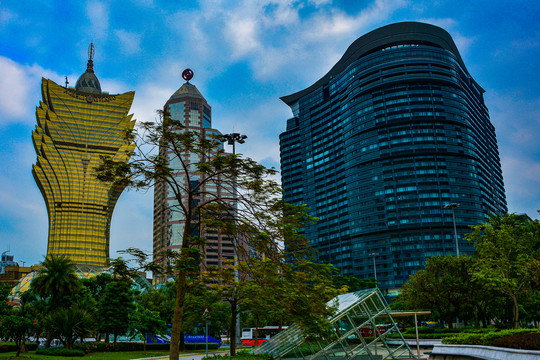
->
[0,349,170,359]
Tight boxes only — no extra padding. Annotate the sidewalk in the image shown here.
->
[136,350,229,360]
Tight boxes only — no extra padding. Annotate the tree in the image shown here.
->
[129,308,167,353]
[31,255,81,311]
[181,278,229,344]
[99,279,136,342]
[135,284,175,327]
[0,285,12,317]
[44,306,93,349]
[30,255,81,347]
[96,111,318,360]
[0,311,35,356]
[397,255,477,328]
[466,213,540,328]
[331,274,377,292]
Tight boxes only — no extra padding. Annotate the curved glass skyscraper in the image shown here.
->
[279,22,507,291]
[32,45,136,267]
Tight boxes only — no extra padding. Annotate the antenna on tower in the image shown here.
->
[65,76,69,88]
[88,43,95,61]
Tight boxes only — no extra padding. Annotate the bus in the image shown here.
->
[241,326,287,346]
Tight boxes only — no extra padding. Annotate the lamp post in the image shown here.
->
[222,132,247,350]
[444,203,461,257]
[222,133,247,154]
[369,252,379,286]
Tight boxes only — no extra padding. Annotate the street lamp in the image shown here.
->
[369,252,379,286]
[222,132,247,349]
[222,133,247,155]
[443,203,461,257]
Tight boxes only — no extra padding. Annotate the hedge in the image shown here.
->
[0,342,38,353]
[443,329,540,347]
[204,353,273,360]
[74,341,219,353]
[36,348,85,357]
[492,332,540,350]
[401,326,489,336]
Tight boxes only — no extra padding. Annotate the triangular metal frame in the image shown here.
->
[252,288,415,360]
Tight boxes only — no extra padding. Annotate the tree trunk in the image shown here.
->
[180,331,185,351]
[45,332,52,348]
[105,333,109,343]
[16,340,21,357]
[254,317,259,347]
[230,298,237,356]
[511,294,520,329]
[144,340,147,354]
[169,269,188,360]
[114,333,118,344]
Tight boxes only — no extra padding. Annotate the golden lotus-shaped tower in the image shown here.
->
[32,44,136,267]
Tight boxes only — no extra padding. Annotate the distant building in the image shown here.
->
[0,251,40,288]
[32,44,136,267]
[279,22,507,291]
[152,76,236,283]
[0,251,17,274]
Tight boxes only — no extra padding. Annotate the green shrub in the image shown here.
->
[492,332,540,350]
[204,353,273,360]
[36,347,85,357]
[74,341,219,353]
[402,326,485,336]
[443,329,540,347]
[0,342,38,353]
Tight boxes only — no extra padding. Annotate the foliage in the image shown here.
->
[396,255,478,328]
[44,306,94,349]
[388,326,495,339]
[35,347,85,356]
[331,274,377,293]
[442,328,540,346]
[466,213,540,328]
[0,286,12,317]
[30,255,81,311]
[96,110,331,360]
[0,342,37,353]
[135,283,175,326]
[182,278,229,337]
[129,307,167,353]
[492,332,540,350]
[73,341,218,353]
[203,353,273,360]
[99,279,136,342]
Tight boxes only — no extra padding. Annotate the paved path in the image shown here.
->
[135,350,230,360]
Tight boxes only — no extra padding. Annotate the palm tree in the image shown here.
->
[31,255,81,311]
[31,255,81,347]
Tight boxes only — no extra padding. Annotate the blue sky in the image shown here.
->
[1,0,539,267]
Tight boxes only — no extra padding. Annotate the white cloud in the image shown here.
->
[0,7,17,29]
[225,16,261,57]
[86,0,109,40]
[161,0,409,82]
[0,56,61,125]
[418,17,476,55]
[115,29,142,55]
[500,155,540,219]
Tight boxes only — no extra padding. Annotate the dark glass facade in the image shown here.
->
[279,22,507,290]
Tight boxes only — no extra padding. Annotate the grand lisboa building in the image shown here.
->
[279,22,507,291]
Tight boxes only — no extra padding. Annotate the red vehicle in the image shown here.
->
[241,326,287,346]
[358,325,387,337]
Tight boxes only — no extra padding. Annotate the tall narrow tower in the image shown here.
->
[152,71,236,283]
[32,44,136,267]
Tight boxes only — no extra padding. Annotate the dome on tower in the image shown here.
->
[75,43,102,95]
[168,82,206,102]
